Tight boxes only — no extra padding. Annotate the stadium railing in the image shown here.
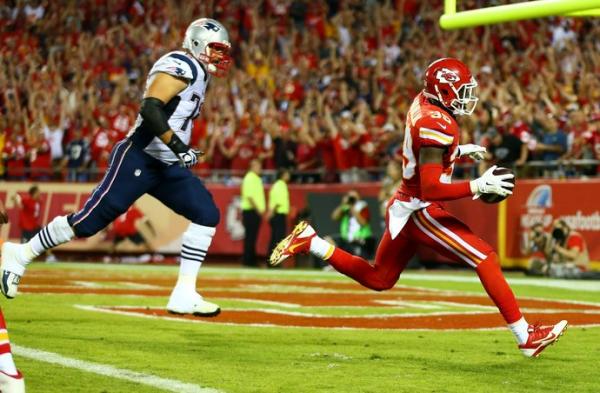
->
[4,159,599,183]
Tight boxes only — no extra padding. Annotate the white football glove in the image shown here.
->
[470,165,514,199]
[458,144,487,161]
[177,148,203,168]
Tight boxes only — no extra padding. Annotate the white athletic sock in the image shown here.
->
[508,317,530,345]
[29,215,75,259]
[310,236,335,260]
[0,353,17,376]
[176,224,215,292]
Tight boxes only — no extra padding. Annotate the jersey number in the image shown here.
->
[181,94,202,131]
[401,123,417,179]
[430,110,452,124]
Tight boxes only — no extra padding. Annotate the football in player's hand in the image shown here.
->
[480,167,515,204]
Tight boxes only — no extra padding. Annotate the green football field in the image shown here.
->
[2,262,599,393]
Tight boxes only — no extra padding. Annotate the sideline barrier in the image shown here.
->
[503,179,600,270]
[0,181,598,270]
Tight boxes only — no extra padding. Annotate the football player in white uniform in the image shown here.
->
[1,18,232,317]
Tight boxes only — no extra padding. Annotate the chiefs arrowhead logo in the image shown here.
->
[435,68,460,84]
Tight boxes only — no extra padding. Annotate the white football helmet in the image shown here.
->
[182,18,232,77]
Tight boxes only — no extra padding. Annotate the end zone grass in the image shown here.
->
[2,263,599,393]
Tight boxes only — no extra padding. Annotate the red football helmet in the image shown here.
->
[423,58,478,116]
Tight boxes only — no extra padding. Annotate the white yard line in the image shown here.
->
[12,345,221,393]
[74,305,600,331]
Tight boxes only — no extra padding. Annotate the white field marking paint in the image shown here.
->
[374,300,448,309]
[12,344,220,393]
[431,301,498,310]
[400,273,600,292]
[69,281,164,290]
[69,281,106,288]
[217,298,301,308]
[117,281,165,290]
[238,284,352,294]
[201,267,343,277]
[75,304,600,332]
[199,307,600,318]
[69,280,108,289]
[77,304,599,320]
[103,305,495,319]
[374,300,497,311]
[203,267,600,292]
[388,283,600,310]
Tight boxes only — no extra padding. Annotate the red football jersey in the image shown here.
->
[399,93,460,201]
[19,194,41,231]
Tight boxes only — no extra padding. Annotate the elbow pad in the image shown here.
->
[139,97,170,137]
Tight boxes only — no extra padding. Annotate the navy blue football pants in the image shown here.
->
[68,139,220,238]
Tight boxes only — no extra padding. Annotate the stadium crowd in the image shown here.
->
[1,0,600,183]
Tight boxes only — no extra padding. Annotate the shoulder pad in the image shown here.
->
[150,52,198,83]
[415,115,457,147]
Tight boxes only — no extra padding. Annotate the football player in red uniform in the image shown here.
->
[271,58,567,358]
[0,202,25,393]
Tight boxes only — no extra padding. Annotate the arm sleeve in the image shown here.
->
[419,163,472,201]
[139,97,171,137]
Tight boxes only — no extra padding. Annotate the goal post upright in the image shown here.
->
[441,0,600,30]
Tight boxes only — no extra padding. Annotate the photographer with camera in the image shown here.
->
[549,219,589,276]
[525,219,589,278]
[525,223,552,276]
[329,190,375,259]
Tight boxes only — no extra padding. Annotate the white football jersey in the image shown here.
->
[128,50,209,163]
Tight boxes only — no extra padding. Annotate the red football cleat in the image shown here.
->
[269,221,315,266]
[519,320,568,358]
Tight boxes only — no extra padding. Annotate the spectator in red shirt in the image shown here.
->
[2,134,28,180]
[27,128,52,181]
[109,205,156,259]
[90,123,119,180]
[12,185,42,242]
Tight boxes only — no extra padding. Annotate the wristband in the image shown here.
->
[166,133,188,155]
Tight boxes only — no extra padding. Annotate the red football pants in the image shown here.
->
[327,203,522,324]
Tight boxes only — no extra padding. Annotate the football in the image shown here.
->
[480,167,516,204]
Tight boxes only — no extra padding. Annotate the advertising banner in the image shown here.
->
[503,180,600,270]
[2,180,597,270]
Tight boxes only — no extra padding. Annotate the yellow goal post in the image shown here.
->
[441,0,600,30]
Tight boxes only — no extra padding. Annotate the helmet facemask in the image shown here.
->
[434,77,479,116]
[198,42,232,78]
[449,78,478,116]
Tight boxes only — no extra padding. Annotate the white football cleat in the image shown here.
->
[0,370,25,393]
[519,320,568,358]
[1,242,29,299]
[166,289,220,317]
